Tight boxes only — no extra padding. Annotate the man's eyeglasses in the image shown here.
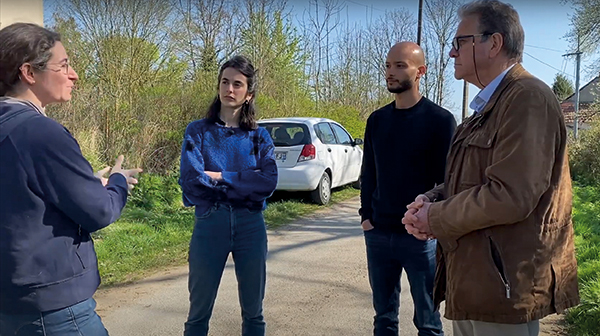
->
[452,33,493,51]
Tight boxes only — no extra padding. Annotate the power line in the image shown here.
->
[343,0,386,12]
[524,44,564,53]
[523,51,574,78]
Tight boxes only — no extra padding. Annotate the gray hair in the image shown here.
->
[459,0,524,63]
[0,23,61,96]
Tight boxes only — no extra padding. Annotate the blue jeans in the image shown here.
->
[364,228,443,336]
[0,298,108,336]
[184,204,268,336]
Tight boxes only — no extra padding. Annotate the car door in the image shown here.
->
[330,123,359,185]
[314,122,343,187]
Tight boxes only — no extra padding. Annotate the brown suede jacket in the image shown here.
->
[424,64,580,324]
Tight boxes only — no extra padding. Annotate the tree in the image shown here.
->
[238,0,309,116]
[172,0,240,80]
[52,0,183,170]
[328,22,379,114]
[566,0,600,74]
[423,0,461,107]
[552,73,575,101]
[301,0,343,105]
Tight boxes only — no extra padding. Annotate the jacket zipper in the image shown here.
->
[501,274,511,299]
[489,237,511,299]
[76,225,85,269]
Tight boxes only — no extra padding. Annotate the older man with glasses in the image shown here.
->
[402,1,580,336]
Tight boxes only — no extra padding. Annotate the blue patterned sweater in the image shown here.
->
[179,118,278,216]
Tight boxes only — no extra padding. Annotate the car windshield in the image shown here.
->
[258,122,310,147]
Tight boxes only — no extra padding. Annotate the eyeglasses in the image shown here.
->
[451,33,493,51]
[43,62,71,75]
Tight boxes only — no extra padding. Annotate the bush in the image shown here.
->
[128,172,182,211]
[569,121,600,186]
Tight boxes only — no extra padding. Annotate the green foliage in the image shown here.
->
[566,0,600,73]
[569,121,600,186]
[566,184,600,336]
[302,101,367,140]
[552,73,575,102]
[128,173,182,211]
[94,206,194,285]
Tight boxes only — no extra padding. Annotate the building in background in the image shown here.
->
[561,74,600,131]
[0,0,43,29]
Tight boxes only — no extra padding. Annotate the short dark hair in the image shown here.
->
[0,23,62,96]
[459,0,524,62]
[205,55,258,131]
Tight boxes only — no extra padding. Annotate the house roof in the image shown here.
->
[561,102,599,124]
[563,75,600,103]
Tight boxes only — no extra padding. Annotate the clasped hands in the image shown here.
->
[204,169,261,182]
[402,194,436,241]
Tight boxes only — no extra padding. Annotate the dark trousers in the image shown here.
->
[364,228,443,336]
[184,204,268,336]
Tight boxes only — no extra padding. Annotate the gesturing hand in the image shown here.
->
[94,166,111,186]
[110,155,143,191]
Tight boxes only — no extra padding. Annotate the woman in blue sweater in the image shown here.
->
[179,55,278,336]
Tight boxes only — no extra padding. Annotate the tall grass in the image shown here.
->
[566,184,600,336]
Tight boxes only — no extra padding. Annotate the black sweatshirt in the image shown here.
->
[359,97,457,234]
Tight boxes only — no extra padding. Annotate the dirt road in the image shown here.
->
[95,197,565,336]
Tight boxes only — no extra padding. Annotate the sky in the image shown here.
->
[287,0,599,119]
[42,0,598,120]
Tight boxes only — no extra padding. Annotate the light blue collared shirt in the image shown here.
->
[469,64,516,114]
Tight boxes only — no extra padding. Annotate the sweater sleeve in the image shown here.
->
[432,113,457,186]
[29,118,129,233]
[359,114,376,222]
[220,128,278,202]
[424,112,457,202]
[178,122,221,206]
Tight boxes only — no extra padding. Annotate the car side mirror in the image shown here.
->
[353,138,364,146]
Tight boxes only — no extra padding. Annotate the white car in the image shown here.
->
[257,117,363,205]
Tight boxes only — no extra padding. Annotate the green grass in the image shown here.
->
[566,184,600,336]
[93,206,194,286]
[264,186,360,228]
[93,185,360,287]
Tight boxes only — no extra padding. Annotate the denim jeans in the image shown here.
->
[364,228,443,336]
[0,298,109,336]
[184,204,268,336]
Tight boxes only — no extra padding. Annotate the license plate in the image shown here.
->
[275,152,287,161]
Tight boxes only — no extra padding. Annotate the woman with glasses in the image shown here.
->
[0,23,141,335]
[179,55,278,336]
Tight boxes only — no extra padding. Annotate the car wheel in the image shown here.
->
[351,179,361,190]
[311,172,331,205]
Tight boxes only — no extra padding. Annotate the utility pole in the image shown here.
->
[563,36,583,139]
[417,0,424,44]
[462,80,469,121]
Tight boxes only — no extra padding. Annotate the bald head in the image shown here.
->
[387,42,425,66]
[385,41,427,95]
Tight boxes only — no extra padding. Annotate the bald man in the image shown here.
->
[359,42,456,336]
